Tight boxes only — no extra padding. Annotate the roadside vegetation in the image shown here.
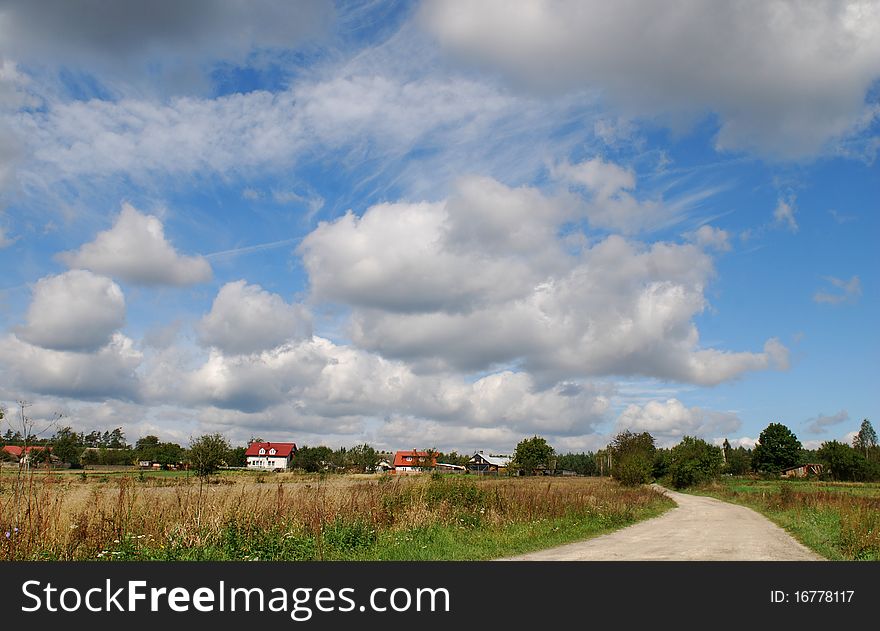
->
[0,472,672,561]
[689,477,880,560]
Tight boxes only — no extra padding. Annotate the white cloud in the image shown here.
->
[198,280,312,355]
[421,0,880,158]
[58,203,211,285]
[142,334,611,443]
[17,269,125,352]
[813,275,862,305]
[685,225,731,252]
[805,409,849,434]
[0,332,142,401]
[616,398,741,446]
[300,178,786,385]
[773,197,798,232]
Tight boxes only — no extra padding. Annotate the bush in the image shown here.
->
[668,436,723,489]
[609,431,656,486]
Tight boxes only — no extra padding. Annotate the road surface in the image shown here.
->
[501,486,823,561]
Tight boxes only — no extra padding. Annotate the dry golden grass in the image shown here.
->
[0,470,666,560]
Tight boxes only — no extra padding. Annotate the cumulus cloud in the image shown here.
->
[299,177,568,314]
[17,269,125,352]
[58,203,211,285]
[421,0,880,158]
[143,335,611,442]
[308,180,788,385]
[0,332,141,401]
[617,398,741,445]
[813,275,862,305]
[805,409,849,434]
[198,281,312,355]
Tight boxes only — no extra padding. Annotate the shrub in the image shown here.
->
[669,436,724,489]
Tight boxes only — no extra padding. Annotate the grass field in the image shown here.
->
[690,477,880,560]
[0,469,673,560]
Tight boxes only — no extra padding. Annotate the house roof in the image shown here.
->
[244,442,297,458]
[2,445,49,458]
[393,450,437,468]
[469,453,511,467]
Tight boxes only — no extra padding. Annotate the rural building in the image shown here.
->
[1,445,55,465]
[393,450,436,473]
[245,442,297,471]
[781,463,823,478]
[375,459,393,472]
[467,452,511,473]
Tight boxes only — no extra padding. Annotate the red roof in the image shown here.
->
[2,445,49,458]
[393,450,436,468]
[244,442,297,458]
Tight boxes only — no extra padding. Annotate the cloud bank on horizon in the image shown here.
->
[0,1,876,453]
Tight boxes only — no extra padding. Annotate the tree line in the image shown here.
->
[3,418,876,485]
[506,418,879,487]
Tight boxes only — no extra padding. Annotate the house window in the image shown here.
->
[405,456,412,462]
[269,448,276,455]
[259,448,265,455]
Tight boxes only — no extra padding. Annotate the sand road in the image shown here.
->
[502,486,823,561]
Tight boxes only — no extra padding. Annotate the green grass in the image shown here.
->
[687,477,880,560]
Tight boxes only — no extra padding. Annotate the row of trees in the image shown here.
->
[505,418,878,488]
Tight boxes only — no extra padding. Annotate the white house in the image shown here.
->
[245,442,297,471]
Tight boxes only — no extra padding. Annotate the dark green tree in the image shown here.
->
[609,430,656,485]
[294,445,334,472]
[511,436,555,475]
[668,436,724,488]
[50,426,85,467]
[817,441,868,481]
[226,445,247,468]
[557,452,597,475]
[724,446,752,475]
[135,435,161,461]
[751,423,801,473]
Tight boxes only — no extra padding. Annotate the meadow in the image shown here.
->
[690,477,880,560]
[0,469,673,561]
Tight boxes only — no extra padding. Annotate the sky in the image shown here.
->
[0,0,877,454]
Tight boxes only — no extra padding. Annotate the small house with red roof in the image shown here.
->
[393,449,436,473]
[2,445,50,462]
[245,442,297,471]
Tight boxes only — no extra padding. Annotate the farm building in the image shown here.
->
[467,452,511,473]
[393,450,436,473]
[1,445,55,465]
[245,442,297,471]
[781,463,823,478]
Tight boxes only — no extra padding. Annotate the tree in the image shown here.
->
[557,452,597,476]
[511,436,555,475]
[51,426,85,467]
[853,419,878,459]
[751,423,801,473]
[668,436,724,488]
[188,433,230,478]
[294,445,334,472]
[724,446,752,476]
[346,443,379,472]
[609,430,656,485]
[817,441,868,481]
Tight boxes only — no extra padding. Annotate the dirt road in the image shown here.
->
[502,486,823,561]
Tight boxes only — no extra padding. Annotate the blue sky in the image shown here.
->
[0,0,877,453]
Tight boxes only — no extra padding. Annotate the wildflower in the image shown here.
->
[4,532,9,539]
